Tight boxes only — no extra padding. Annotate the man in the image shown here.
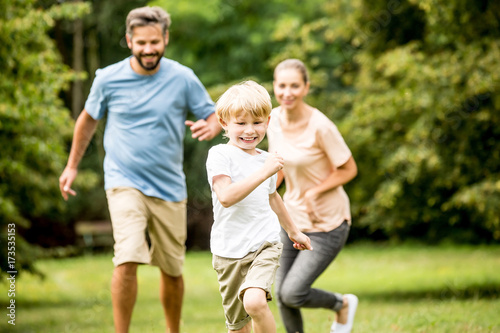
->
[58,6,221,333]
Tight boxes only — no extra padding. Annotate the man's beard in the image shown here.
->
[134,51,164,71]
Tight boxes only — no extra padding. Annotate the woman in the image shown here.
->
[267,59,358,333]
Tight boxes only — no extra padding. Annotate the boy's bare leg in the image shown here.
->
[229,321,252,333]
[160,270,184,333]
[112,262,139,333]
[243,288,276,333]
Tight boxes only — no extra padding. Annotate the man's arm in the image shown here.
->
[185,113,222,141]
[59,109,99,200]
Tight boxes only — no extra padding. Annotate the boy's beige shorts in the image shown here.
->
[212,241,283,330]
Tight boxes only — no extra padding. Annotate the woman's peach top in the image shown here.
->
[267,107,352,233]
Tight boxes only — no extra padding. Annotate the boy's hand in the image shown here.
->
[289,232,313,251]
[263,152,284,177]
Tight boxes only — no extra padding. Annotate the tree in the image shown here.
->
[0,0,93,276]
[313,0,500,242]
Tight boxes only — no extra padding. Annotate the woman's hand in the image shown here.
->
[304,189,323,223]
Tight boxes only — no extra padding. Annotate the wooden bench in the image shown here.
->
[75,220,114,249]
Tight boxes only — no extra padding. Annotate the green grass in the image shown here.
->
[2,243,500,332]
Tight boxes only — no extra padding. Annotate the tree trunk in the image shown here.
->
[72,17,84,119]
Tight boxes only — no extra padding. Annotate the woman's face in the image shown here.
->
[273,68,310,111]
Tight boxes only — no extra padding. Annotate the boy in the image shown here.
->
[206,80,312,333]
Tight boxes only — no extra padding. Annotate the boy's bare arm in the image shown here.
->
[212,169,270,208]
[269,191,313,251]
[212,153,284,208]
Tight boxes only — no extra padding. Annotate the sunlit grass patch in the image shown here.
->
[2,243,499,332]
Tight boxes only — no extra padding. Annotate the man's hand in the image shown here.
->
[59,166,78,201]
[58,109,99,201]
[185,116,221,141]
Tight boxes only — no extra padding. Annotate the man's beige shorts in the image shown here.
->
[106,186,187,277]
[212,241,283,331]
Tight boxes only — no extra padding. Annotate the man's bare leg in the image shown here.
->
[160,270,184,333]
[111,263,139,333]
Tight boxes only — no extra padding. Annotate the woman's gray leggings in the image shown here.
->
[275,221,350,333]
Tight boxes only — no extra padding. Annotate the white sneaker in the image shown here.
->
[330,294,358,333]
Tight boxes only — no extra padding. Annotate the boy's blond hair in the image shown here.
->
[216,80,272,126]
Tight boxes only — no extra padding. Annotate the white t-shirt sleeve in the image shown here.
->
[206,145,231,190]
[268,173,277,194]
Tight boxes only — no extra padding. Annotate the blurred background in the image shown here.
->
[1,0,499,276]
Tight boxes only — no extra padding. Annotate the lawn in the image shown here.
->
[1,243,500,332]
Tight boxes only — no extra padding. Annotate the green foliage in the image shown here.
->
[151,0,328,86]
[327,0,500,242]
[0,0,92,276]
[91,0,150,67]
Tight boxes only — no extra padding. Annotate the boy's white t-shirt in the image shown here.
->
[206,144,281,259]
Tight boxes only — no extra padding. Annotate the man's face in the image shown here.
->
[126,24,168,74]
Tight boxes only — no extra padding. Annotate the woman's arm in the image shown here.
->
[276,169,285,188]
[304,156,357,222]
[306,156,357,198]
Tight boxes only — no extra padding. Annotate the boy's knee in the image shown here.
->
[242,288,268,316]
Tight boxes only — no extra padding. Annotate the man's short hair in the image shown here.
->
[126,6,171,38]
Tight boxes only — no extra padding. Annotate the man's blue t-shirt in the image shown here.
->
[85,57,215,202]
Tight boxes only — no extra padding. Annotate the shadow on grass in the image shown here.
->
[14,297,110,310]
[361,282,500,302]
[9,282,498,312]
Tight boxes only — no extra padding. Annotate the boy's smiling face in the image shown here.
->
[222,113,270,155]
